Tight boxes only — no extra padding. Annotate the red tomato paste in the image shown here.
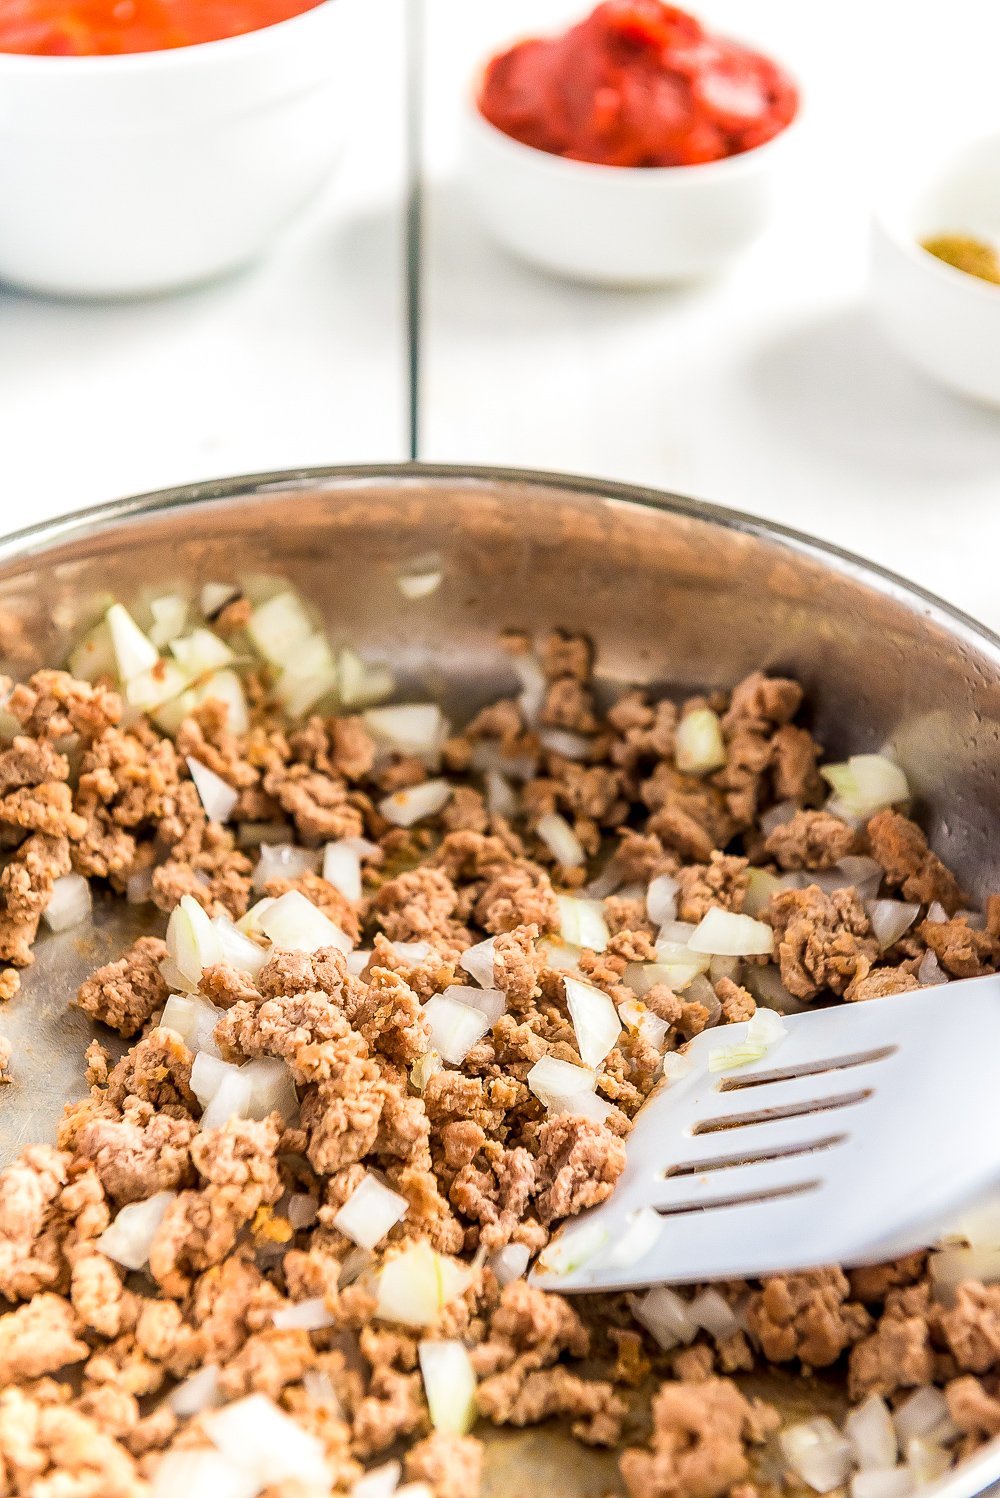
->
[0,0,323,55]
[478,1,798,168]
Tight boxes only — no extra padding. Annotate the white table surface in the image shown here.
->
[2,0,1000,638]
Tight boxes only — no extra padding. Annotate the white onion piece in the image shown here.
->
[246,591,314,666]
[490,1243,530,1287]
[259,890,351,954]
[893,1388,957,1447]
[780,1417,855,1493]
[646,873,679,927]
[364,703,448,763]
[161,993,224,1058]
[333,1173,409,1249]
[152,1448,258,1498]
[564,976,622,1068]
[845,1394,897,1471]
[410,1049,442,1094]
[126,658,193,713]
[904,1438,951,1485]
[605,1207,664,1269]
[689,907,774,956]
[629,1286,698,1350]
[68,622,116,685]
[422,994,490,1064]
[537,1219,609,1277]
[98,1191,175,1270]
[539,728,591,761]
[485,768,518,819]
[418,1340,477,1435]
[106,602,159,681]
[352,1461,403,1498]
[549,1089,615,1125]
[272,1296,336,1331]
[710,1007,786,1073]
[193,1055,254,1129]
[44,873,92,933]
[689,1288,740,1341]
[537,813,585,869]
[658,920,697,944]
[376,1242,471,1328]
[917,949,949,986]
[397,562,443,601]
[661,1051,693,1084]
[837,855,884,899]
[512,653,545,726]
[585,860,625,900]
[167,1365,223,1417]
[686,972,722,1026]
[187,757,238,824]
[302,1368,343,1414]
[340,1246,375,1288]
[275,633,340,717]
[624,959,706,996]
[244,1058,298,1123]
[236,897,276,936]
[201,582,239,618]
[323,841,363,902]
[526,1055,596,1110]
[172,628,234,676]
[390,940,433,962]
[213,915,269,977]
[866,900,920,951]
[149,594,189,648]
[347,949,373,978]
[204,1393,331,1489]
[822,754,910,820]
[619,997,670,1051]
[337,647,395,710]
[443,984,506,1027]
[557,893,609,951]
[538,937,583,977]
[460,936,496,989]
[851,1470,914,1498]
[126,868,154,906]
[194,670,249,735]
[742,961,809,1012]
[379,779,452,827]
[744,867,802,916]
[709,954,742,986]
[760,799,799,837]
[251,842,319,893]
[675,708,726,775]
[166,895,224,988]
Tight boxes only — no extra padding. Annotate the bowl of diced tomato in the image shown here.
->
[0,0,350,297]
[462,0,800,286]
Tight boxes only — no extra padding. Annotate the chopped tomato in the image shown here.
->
[0,0,323,56]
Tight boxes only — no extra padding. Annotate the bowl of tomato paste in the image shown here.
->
[0,0,350,297]
[463,0,799,286]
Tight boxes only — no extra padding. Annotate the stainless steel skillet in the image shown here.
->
[0,463,998,1498]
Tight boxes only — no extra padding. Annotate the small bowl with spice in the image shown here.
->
[870,131,1000,406]
[461,0,800,287]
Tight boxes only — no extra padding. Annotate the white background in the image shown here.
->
[2,0,1000,628]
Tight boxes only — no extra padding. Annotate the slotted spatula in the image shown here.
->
[531,974,1000,1293]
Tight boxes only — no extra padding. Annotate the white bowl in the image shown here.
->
[460,93,796,287]
[0,1,348,298]
[870,132,1000,407]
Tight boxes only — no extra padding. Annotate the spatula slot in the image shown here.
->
[663,1133,847,1178]
[692,1088,873,1134]
[717,1047,897,1092]
[653,1179,820,1217]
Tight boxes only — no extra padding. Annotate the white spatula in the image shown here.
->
[531,974,1000,1293]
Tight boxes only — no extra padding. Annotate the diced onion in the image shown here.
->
[837,856,884,900]
[742,961,809,1013]
[379,779,452,828]
[563,976,622,1068]
[526,1055,597,1110]
[337,647,395,709]
[917,950,949,987]
[689,907,774,956]
[161,993,224,1057]
[347,949,373,978]
[204,1393,331,1489]
[192,1054,253,1128]
[628,1286,698,1350]
[422,994,491,1064]
[167,1365,223,1417]
[375,1241,472,1328]
[97,1191,175,1270]
[709,954,742,985]
[364,704,448,763]
[485,768,518,819]
[251,843,319,893]
[624,958,706,996]
[443,984,506,1027]
[537,812,585,868]
[126,659,193,713]
[605,1207,664,1269]
[274,632,339,717]
[760,800,799,837]
[537,1219,609,1277]
[236,897,275,936]
[822,754,910,821]
[391,941,433,963]
[549,1090,615,1125]
[43,873,92,933]
[780,1417,855,1493]
[851,1471,914,1498]
[352,1461,403,1498]
[689,1288,740,1341]
[165,894,224,988]
[556,893,609,951]
[151,1448,258,1498]
[148,594,189,649]
[512,653,545,726]
[272,1296,336,1331]
[410,1050,443,1093]
[201,582,239,618]
[259,890,352,954]
[195,670,249,735]
[323,841,363,901]
[460,937,496,989]
[187,757,238,823]
[333,1173,409,1249]
[418,1340,477,1435]
[397,562,444,601]
[246,591,315,667]
[243,1058,298,1123]
[866,900,920,951]
[904,1438,951,1485]
[539,937,583,976]
[618,997,670,1051]
[675,708,727,775]
[68,622,117,684]
[490,1243,531,1287]
[744,867,799,917]
[845,1394,898,1471]
[213,915,269,977]
[539,728,591,761]
[340,1246,375,1289]
[646,873,679,927]
[893,1387,957,1447]
[710,1006,787,1072]
[661,1051,693,1084]
[106,602,159,682]
[171,628,234,676]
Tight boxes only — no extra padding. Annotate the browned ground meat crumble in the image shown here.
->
[0,637,996,1498]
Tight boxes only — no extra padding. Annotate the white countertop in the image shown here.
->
[2,0,1000,633]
